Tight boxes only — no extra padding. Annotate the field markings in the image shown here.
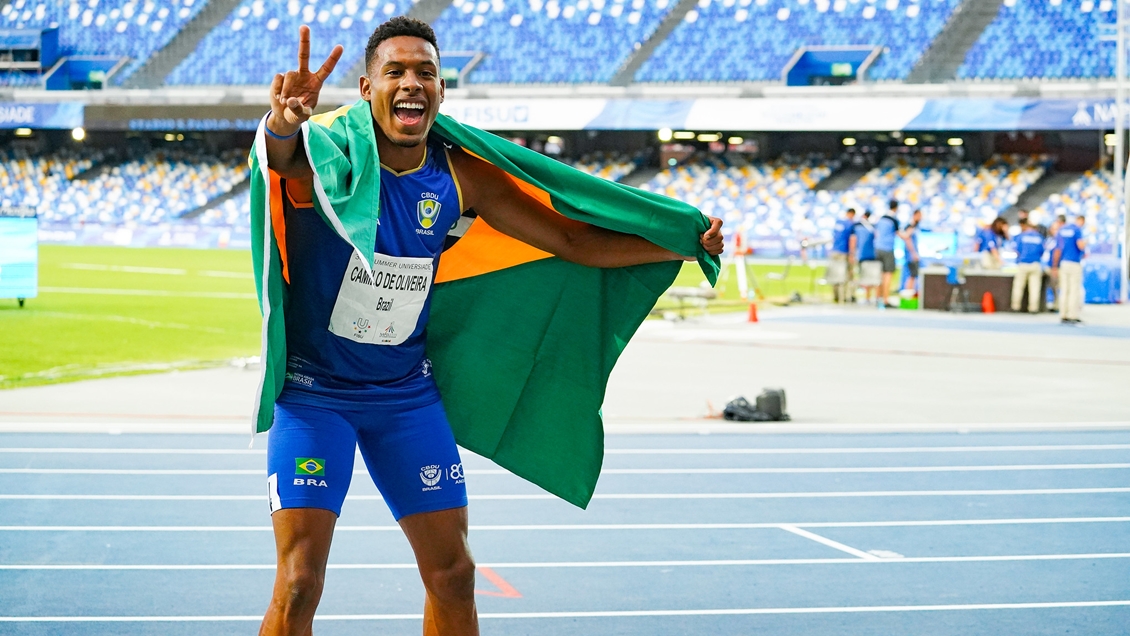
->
[2,600,1129,622]
[3,444,1129,456]
[2,463,1127,476]
[0,487,1127,503]
[199,270,254,280]
[26,311,226,334]
[39,287,256,300]
[2,553,1130,572]
[778,525,879,560]
[3,516,1127,533]
[59,264,187,276]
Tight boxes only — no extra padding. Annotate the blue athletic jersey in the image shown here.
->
[873,214,899,252]
[282,138,463,401]
[976,227,999,252]
[1015,229,1045,264]
[1056,225,1084,263]
[832,217,853,254]
[853,221,875,261]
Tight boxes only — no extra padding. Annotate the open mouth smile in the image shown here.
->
[393,101,426,127]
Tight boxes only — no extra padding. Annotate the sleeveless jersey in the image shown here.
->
[281,137,463,402]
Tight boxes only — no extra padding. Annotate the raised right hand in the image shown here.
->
[268,25,343,135]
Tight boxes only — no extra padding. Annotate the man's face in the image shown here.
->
[360,35,444,147]
[1075,217,1085,227]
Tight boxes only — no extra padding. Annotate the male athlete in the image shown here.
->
[260,17,724,636]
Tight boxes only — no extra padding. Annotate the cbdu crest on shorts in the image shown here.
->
[417,195,441,230]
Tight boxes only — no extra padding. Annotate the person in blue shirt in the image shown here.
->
[1010,220,1046,313]
[850,211,878,305]
[1054,215,1087,323]
[829,208,856,303]
[899,209,922,293]
[975,217,1008,269]
[873,200,901,307]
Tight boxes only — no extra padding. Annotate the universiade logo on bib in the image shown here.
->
[417,195,441,235]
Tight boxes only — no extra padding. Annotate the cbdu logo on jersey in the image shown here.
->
[416,193,441,235]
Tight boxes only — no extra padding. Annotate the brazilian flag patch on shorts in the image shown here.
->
[295,458,325,476]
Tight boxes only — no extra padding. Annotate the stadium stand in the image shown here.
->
[571,151,640,181]
[0,0,207,84]
[958,0,1116,79]
[22,148,248,225]
[165,0,417,85]
[0,145,107,212]
[634,0,961,83]
[638,152,1049,252]
[195,188,252,226]
[1032,171,1120,253]
[431,0,675,84]
[640,153,839,244]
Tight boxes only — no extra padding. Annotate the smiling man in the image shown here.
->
[254,17,723,636]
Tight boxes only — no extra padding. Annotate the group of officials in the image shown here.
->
[829,201,1088,324]
[829,200,922,309]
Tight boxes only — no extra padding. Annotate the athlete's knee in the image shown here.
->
[421,554,476,603]
[277,569,326,612]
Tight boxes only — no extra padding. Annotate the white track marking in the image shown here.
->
[3,444,1129,456]
[60,264,187,276]
[604,445,1130,455]
[778,525,879,560]
[38,287,257,299]
[3,553,1130,571]
[3,516,1127,532]
[2,463,1127,476]
[1,487,1127,501]
[2,600,1129,622]
[198,270,254,279]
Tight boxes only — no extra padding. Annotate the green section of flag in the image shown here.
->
[295,458,325,476]
[250,101,719,509]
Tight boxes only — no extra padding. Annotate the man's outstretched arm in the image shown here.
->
[264,25,343,180]
[450,149,723,268]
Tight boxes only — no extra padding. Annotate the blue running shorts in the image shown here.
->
[266,382,467,520]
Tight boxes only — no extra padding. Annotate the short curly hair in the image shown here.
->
[364,17,440,74]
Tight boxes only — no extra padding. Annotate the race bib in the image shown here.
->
[328,251,433,346]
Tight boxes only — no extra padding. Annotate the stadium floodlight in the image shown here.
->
[657,128,673,142]
[14,128,32,137]
[696,133,721,142]
[673,131,696,140]
[947,137,963,146]
[164,133,175,141]
[71,127,85,142]
[842,137,857,146]
[890,131,903,139]
[1106,133,1118,147]
[728,136,744,145]
[905,138,918,146]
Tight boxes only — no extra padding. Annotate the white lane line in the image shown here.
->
[2,487,1127,501]
[3,463,1128,476]
[605,445,1130,455]
[3,516,1127,532]
[38,287,257,300]
[778,525,879,560]
[2,600,1129,622]
[3,553,1130,571]
[3,444,1129,456]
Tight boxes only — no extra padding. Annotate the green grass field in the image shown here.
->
[0,246,833,390]
[0,245,262,390]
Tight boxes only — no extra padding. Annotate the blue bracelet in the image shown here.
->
[265,122,299,140]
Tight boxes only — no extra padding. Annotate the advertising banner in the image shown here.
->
[0,102,83,129]
[0,206,37,301]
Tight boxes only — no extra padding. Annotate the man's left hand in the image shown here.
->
[700,216,724,256]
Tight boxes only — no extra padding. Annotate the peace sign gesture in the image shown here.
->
[268,25,344,136]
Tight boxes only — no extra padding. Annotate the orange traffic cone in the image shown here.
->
[981,291,996,314]
[748,301,759,323]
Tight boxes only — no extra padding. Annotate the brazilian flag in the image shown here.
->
[249,100,719,508]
